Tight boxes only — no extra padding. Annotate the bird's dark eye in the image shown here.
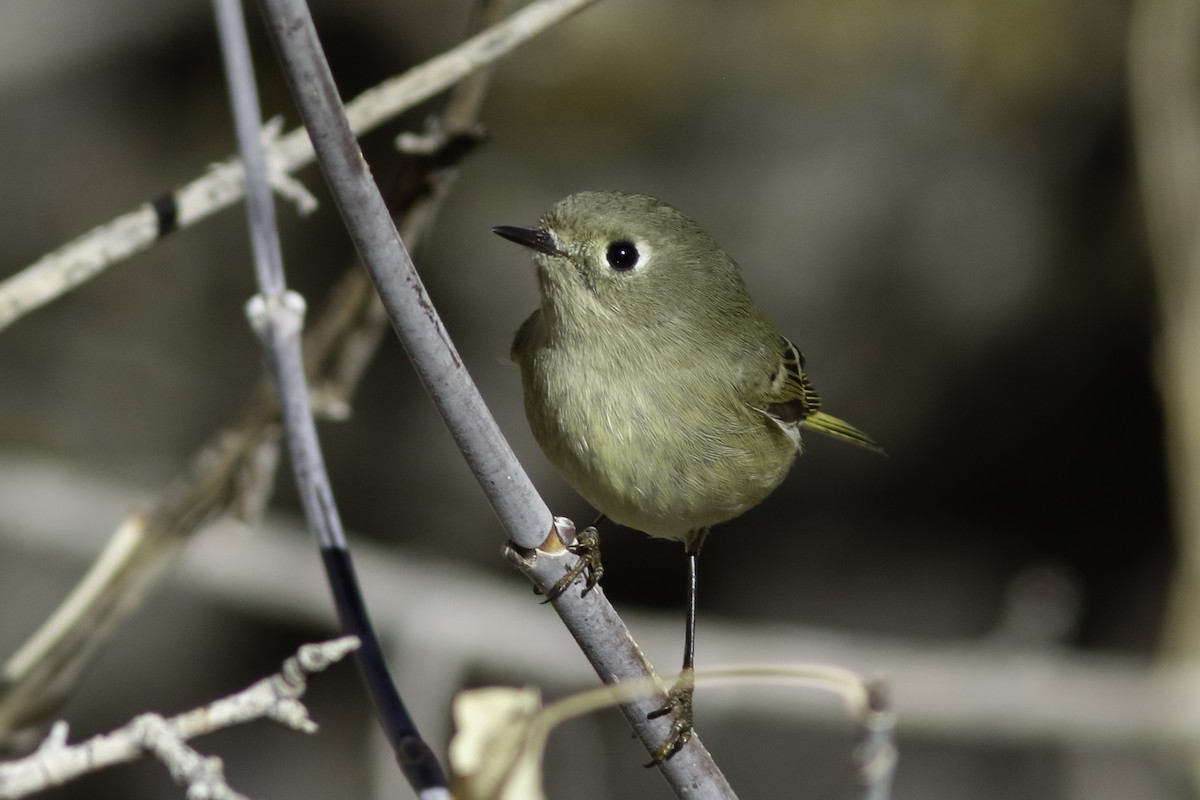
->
[605,241,640,271]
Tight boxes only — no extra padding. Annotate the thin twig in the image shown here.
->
[252,1,736,795]
[0,0,601,334]
[0,24,499,754]
[214,0,447,792]
[214,0,287,300]
[0,637,360,800]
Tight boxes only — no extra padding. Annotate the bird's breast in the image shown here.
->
[517,335,798,539]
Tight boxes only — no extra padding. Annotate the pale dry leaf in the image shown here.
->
[448,686,546,800]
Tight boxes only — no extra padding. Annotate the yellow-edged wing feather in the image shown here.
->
[760,336,884,454]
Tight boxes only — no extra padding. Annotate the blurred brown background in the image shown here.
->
[0,0,1188,798]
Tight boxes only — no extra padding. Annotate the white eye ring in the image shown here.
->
[604,240,651,272]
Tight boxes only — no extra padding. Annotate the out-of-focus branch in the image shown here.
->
[11,461,1200,751]
[0,0,507,747]
[1129,0,1200,658]
[0,637,359,800]
[0,412,282,749]
[0,0,601,334]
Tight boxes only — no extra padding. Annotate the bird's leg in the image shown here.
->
[542,515,606,602]
[646,528,708,765]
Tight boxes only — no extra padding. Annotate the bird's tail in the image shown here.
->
[803,411,886,454]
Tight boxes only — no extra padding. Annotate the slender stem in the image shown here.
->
[212,0,286,300]
[212,0,447,792]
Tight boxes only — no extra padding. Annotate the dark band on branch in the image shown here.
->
[151,193,179,237]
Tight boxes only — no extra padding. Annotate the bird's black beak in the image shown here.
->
[492,226,563,257]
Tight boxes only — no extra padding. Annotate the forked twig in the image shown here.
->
[0,637,359,800]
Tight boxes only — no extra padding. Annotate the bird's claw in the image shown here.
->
[541,525,604,603]
[645,671,694,766]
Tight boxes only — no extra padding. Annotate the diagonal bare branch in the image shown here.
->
[0,0,601,334]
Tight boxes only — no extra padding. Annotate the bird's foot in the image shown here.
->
[541,525,604,602]
[645,669,694,765]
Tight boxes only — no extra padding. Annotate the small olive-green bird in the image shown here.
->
[494,191,880,764]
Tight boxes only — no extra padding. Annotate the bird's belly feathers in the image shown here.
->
[520,349,798,540]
